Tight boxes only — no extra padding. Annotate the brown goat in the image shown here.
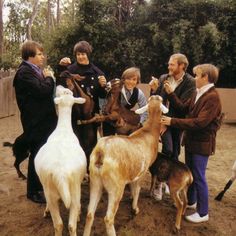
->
[83,95,167,236]
[149,152,193,232]
[59,71,97,161]
[78,78,140,135]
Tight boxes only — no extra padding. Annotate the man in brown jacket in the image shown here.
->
[161,64,222,223]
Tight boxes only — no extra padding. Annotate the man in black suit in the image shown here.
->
[13,40,57,203]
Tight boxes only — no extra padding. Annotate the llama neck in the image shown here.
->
[56,106,73,131]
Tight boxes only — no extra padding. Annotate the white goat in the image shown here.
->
[35,85,87,236]
[83,95,168,236]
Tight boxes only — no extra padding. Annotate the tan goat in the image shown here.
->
[83,95,168,236]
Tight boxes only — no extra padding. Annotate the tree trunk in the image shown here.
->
[72,0,75,23]
[26,0,39,40]
[56,0,60,25]
[47,0,51,32]
[0,0,3,57]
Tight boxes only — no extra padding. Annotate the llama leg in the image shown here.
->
[130,181,141,215]
[104,185,125,236]
[83,176,103,236]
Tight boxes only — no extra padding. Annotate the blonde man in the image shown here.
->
[162,64,222,223]
[150,53,195,200]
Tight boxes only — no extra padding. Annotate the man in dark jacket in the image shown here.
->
[150,53,195,200]
[162,63,222,223]
[13,40,57,203]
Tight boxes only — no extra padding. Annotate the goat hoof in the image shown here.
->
[43,210,51,218]
[20,175,27,180]
[172,226,180,235]
[131,207,139,216]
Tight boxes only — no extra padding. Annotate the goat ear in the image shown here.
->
[135,104,148,114]
[160,104,169,114]
[74,97,86,104]
[54,97,62,104]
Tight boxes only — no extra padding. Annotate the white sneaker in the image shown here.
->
[187,202,197,209]
[152,186,163,201]
[185,212,209,223]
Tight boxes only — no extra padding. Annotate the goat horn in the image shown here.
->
[160,104,169,114]
[74,97,86,104]
[135,104,148,114]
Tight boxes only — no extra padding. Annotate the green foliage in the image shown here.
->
[1,0,236,87]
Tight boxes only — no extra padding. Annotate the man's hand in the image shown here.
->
[163,80,173,94]
[43,68,54,78]
[59,57,71,66]
[98,75,107,87]
[161,115,172,126]
[149,76,159,93]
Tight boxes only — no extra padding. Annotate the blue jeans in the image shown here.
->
[161,127,182,160]
[185,151,209,216]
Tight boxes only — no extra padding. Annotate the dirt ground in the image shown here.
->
[0,113,236,236]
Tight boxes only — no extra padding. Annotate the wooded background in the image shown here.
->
[0,0,236,87]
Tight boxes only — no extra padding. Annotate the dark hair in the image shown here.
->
[21,40,43,60]
[73,41,93,56]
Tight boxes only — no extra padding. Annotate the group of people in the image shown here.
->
[13,39,222,225]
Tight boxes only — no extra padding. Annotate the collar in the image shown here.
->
[24,60,42,74]
[196,83,214,94]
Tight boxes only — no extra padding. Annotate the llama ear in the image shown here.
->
[74,97,86,104]
[160,104,169,114]
[135,104,148,114]
[54,97,62,104]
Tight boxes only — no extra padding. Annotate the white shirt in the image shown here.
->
[195,83,214,104]
[167,73,185,91]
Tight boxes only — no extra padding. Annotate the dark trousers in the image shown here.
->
[27,141,44,196]
[185,151,209,216]
[161,127,182,160]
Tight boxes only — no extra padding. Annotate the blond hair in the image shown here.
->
[170,53,189,71]
[193,64,219,84]
[121,67,141,83]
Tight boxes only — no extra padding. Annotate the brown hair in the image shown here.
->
[193,64,219,84]
[73,41,93,56]
[21,40,43,60]
[170,53,189,71]
[121,67,141,84]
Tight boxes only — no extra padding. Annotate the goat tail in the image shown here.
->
[3,142,13,147]
[53,173,71,209]
[93,147,105,169]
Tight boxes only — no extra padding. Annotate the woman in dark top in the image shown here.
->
[58,41,107,160]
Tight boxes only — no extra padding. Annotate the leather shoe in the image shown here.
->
[27,192,46,204]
